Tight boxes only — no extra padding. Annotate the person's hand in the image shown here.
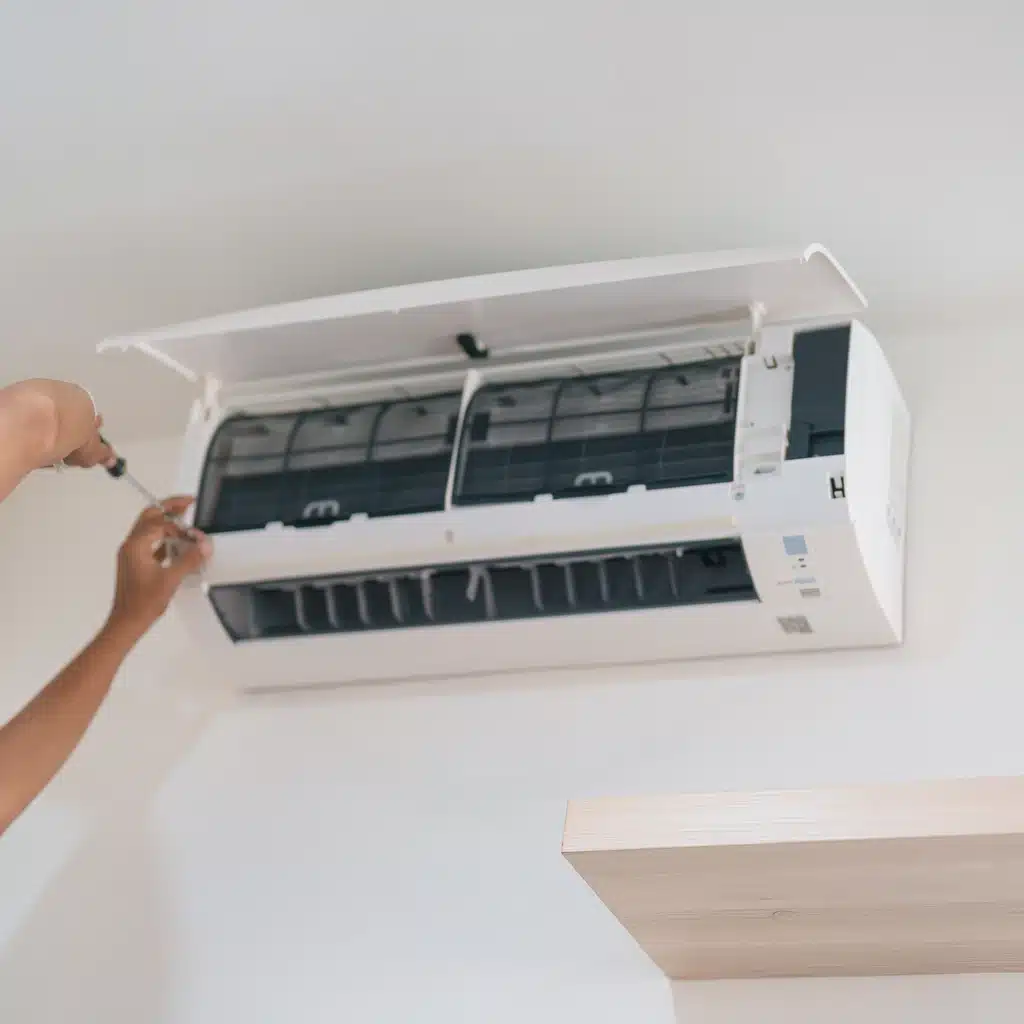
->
[106,497,213,641]
[13,379,117,469]
[46,379,115,468]
[62,413,116,469]
[0,379,115,470]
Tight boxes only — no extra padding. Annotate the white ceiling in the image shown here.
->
[1,4,1021,437]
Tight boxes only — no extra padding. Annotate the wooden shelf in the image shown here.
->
[562,777,1024,980]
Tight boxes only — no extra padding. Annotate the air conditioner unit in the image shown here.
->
[99,245,910,691]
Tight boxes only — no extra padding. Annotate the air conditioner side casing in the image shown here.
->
[169,321,908,692]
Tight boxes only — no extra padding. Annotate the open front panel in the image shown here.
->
[209,539,756,642]
[100,246,866,387]
[455,357,740,505]
[196,391,463,532]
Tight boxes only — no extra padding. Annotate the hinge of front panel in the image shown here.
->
[744,303,766,356]
[202,374,221,409]
[732,308,796,489]
[189,373,223,425]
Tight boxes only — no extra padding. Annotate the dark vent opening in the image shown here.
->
[604,557,639,605]
[572,562,606,610]
[454,358,741,507]
[432,570,488,625]
[363,580,398,628]
[786,325,851,461]
[299,587,332,632]
[209,539,757,643]
[536,565,571,613]
[488,567,536,617]
[328,584,358,630]
[397,577,431,626]
[195,392,463,534]
[251,588,299,638]
[637,554,677,602]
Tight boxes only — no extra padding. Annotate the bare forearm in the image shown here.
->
[0,381,59,502]
[0,616,142,835]
[0,379,106,503]
[0,496,210,836]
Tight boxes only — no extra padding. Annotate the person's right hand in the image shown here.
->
[106,497,213,641]
[17,379,116,469]
[62,413,116,470]
[45,380,115,468]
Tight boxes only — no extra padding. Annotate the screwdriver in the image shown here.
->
[100,436,188,529]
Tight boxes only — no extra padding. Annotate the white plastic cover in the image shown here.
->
[98,244,865,388]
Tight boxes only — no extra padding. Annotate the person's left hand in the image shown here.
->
[107,497,213,640]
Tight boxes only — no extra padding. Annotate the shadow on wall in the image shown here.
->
[0,656,234,1024]
[0,821,173,1022]
[672,974,1024,1024]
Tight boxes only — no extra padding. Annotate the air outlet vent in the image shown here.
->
[210,539,757,643]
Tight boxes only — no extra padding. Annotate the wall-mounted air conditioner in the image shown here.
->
[99,245,910,691]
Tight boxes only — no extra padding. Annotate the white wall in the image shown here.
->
[2,321,1023,1023]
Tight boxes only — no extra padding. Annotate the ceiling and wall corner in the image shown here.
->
[2,6,1024,1024]
[1,5,1022,435]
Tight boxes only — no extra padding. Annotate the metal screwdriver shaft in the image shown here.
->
[100,436,188,528]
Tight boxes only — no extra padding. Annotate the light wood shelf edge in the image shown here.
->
[563,776,1024,981]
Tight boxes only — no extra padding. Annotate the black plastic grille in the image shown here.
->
[209,539,757,642]
[455,359,740,506]
[196,356,742,534]
[196,392,462,533]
